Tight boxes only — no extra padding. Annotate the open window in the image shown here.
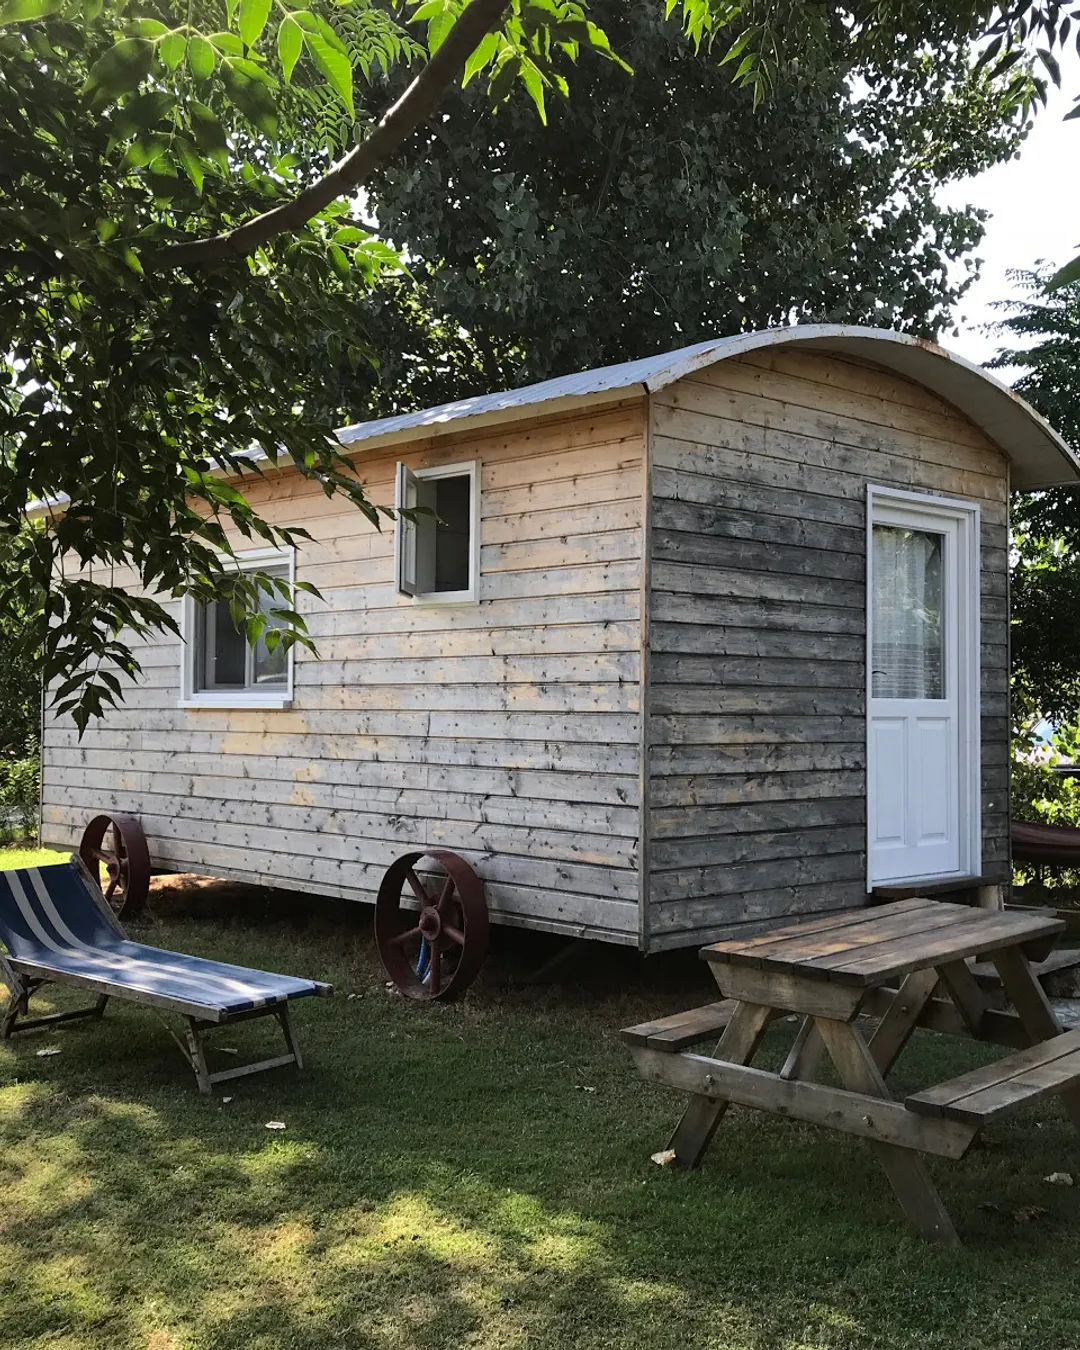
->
[395,460,480,603]
[180,547,296,708]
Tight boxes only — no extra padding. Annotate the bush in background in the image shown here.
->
[0,741,39,845]
[0,534,42,844]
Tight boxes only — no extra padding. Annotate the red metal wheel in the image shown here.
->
[375,850,489,1002]
[78,813,151,918]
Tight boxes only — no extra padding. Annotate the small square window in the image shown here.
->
[395,461,479,603]
[180,550,295,708]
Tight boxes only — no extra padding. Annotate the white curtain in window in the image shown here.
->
[872,525,944,699]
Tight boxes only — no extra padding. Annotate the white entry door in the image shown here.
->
[867,490,980,886]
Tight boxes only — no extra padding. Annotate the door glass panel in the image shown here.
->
[871,524,944,699]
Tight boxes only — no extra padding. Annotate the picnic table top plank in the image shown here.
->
[703,901,1064,989]
[754,904,977,978]
[824,910,1065,986]
[702,897,938,969]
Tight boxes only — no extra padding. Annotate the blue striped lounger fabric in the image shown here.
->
[0,860,332,1092]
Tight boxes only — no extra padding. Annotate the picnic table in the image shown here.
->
[623,898,1080,1245]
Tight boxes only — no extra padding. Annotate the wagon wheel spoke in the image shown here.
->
[427,950,441,996]
[435,875,455,911]
[389,925,422,948]
[442,923,466,947]
[404,868,429,906]
[103,874,121,901]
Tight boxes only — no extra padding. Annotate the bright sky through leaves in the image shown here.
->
[941,42,1080,368]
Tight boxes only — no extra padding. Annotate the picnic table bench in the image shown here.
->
[623,898,1080,1245]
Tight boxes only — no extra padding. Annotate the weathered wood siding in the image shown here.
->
[643,349,1010,950]
[41,400,648,943]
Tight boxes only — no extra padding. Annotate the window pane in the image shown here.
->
[252,566,290,686]
[202,601,246,689]
[433,474,471,592]
[195,563,291,692]
[872,525,944,699]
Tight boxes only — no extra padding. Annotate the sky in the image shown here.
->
[937,45,1080,369]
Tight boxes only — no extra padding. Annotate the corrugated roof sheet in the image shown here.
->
[335,324,1080,491]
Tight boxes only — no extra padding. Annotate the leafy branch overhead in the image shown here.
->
[1,0,1078,732]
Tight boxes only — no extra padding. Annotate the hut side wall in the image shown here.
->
[41,400,648,943]
[643,349,1010,951]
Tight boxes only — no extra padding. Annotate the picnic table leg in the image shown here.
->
[867,968,942,1076]
[667,1001,773,1167]
[936,961,989,1038]
[780,968,941,1086]
[991,947,1080,1129]
[780,1018,823,1081]
[815,1016,960,1247]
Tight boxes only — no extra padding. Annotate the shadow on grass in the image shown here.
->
[0,894,1079,1349]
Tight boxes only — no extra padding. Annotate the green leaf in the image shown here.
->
[121,245,144,275]
[220,62,279,135]
[0,0,62,25]
[303,31,353,118]
[409,0,447,20]
[189,100,229,170]
[277,16,302,81]
[462,30,499,85]
[208,31,244,55]
[427,8,455,53]
[230,56,278,86]
[720,25,757,66]
[95,217,118,242]
[519,57,546,124]
[488,52,520,106]
[187,35,216,80]
[83,37,155,104]
[331,225,367,245]
[239,0,272,50]
[1048,254,1080,292]
[159,31,187,70]
[125,17,169,37]
[177,140,206,193]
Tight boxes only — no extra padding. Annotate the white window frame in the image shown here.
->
[395,459,480,605]
[865,485,982,886]
[179,545,296,709]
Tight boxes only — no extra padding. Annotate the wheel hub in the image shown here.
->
[418,906,442,942]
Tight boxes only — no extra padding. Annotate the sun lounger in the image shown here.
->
[0,859,331,1092]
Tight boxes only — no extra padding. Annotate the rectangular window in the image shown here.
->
[395,460,480,603]
[180,548,295,708]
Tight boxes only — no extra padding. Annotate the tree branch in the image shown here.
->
[156,0,508,270]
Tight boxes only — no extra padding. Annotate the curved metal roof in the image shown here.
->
[336,324,1079,491]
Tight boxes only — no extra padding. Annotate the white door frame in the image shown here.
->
[866,485,982,887]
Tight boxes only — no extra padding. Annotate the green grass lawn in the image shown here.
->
[0,858,1079,1349]
[0,844,67,870]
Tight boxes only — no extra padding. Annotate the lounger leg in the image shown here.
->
[184,1018,213,1095]
[277,1003,303,1071]
[1,980,28,1039]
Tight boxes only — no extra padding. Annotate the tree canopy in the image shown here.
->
[988,267,1080,726]
[0,0,1074,732]
[352,0,1024,405]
